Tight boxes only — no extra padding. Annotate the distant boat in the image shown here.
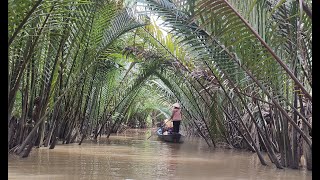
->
[156,128,184,143]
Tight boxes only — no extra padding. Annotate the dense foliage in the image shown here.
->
[9,0,312,170]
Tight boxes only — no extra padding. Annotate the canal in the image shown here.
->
[8,129,311,180]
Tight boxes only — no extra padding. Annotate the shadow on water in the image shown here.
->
[8,128,312,180]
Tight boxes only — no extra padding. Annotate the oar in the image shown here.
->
[147,119,171,139]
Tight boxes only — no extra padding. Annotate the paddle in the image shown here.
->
[147,119,171,139]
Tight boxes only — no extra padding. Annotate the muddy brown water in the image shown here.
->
[9,129,311,180]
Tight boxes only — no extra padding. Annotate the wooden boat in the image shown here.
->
[156,128,184,143]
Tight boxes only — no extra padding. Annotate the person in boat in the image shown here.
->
[162,119,173,135]
[169,103,182,134]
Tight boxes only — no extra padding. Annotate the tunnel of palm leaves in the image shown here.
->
[8,0,312,171]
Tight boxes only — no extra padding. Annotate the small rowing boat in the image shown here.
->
[156,128,184,143]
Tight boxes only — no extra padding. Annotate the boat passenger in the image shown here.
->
[162,119,173,134]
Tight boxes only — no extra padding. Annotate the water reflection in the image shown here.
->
[9,129,311,180]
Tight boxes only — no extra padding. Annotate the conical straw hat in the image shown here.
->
[172,103,180,108]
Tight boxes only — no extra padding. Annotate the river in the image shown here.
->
[8,129,311,180]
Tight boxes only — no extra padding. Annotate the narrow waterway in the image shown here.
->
[8,129,311,180]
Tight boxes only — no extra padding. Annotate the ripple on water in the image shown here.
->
[9,130,312,180]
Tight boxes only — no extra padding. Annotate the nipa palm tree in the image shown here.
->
[8,0,311,170]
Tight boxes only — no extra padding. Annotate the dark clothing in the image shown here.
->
[173,121,181,133]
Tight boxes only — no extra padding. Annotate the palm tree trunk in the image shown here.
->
[275,110,285,167]
[256,101,283,167]
[299,95,312,170]
[237,65,311,147]
[291,91,299,168]
[206,62,268,165]
[282,113,293,167]
[8,5,54,121]
[224,111,255,152]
